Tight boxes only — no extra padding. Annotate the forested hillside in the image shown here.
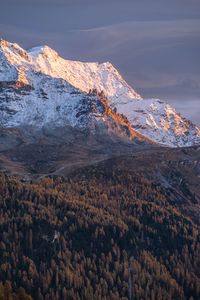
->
[0,162,199,300]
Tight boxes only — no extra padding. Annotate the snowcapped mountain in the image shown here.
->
[0,39,147,143]
[0,38,199,147]
[116,99,200,147]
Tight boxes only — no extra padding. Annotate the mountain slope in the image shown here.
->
[0,149,200,299]
[0,38,199,147]
[28,45,142,105]
[0,39,143,136]
[116,98,200,146]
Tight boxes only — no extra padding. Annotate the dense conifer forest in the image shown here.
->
[0,162,199,300]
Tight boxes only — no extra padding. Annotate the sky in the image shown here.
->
[0,0,200,124]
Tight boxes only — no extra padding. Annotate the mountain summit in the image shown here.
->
[0,38,199,147]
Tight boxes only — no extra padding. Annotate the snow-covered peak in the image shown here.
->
[0,39,31,84]
[28,45,59,60]
[116,98,200,147]
[1,39,141,105]
[0,39,30,66]
[0,39,199,147]
[27,44,142,104]
[0,39,142,103]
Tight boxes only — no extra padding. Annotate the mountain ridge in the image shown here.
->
[0,38,199,147]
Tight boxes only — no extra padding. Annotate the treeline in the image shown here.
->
[0,165,199,300]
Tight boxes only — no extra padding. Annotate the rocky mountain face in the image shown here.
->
[1,41,200,300]
[0,38,199,148]
[0,39,156,177]
[0,39,149,144]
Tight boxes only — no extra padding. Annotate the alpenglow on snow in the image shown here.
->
[0,39,199,147]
